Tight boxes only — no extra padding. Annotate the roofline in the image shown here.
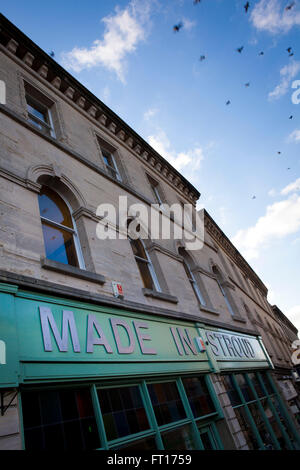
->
[0,13,200,199]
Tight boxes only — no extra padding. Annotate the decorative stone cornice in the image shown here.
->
[0,13,199,204]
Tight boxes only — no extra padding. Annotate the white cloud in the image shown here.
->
[143,108,159,121]
[148,130,204,178]
[281,178,300,195]
[101,86,110,103]
[61,0,151,82]
[251,0,300,34]
[182,18,196,31]
[268,61,300,100]
[268,188,277,197]
[289,129,300,142]
[231,194,300,260]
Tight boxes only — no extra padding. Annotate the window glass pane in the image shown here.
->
[27,100,48,123]
[182,377,215,417]
[162,424,197,450]
[197,429,216,450]
[248,373,265,398]
[130,238,147,260]
[260,398,287,449]
[234,407,259,450]
[136,258,154,289]
[147,382,186,426]
[38,188,73,228]
[114,436,158,450]
[22,388,99,450]
[41,222,78,267]
[235,374,255,402]
[97,386,149,441]
[248,402,275,449]
[260,373,274,395]
[270,397,296,448]
[221,375,242,407]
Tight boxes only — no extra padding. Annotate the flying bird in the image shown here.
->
[287,167,291,170]
[226,100,231,105]
[245,82,250,87]
[252,196,256,199]
[194,0,201,4]
[244,2,250,13]
[289,115,293,119]
[277,151,281,155]
[259,51,264,56]
[287,47,292,53]
[237,46,244,53]
[285,2,295,11]
[173,22,183,32]
[289,52,294,57]
[199,55,206,61]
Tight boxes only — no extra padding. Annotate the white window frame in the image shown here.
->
[131,237,161,292]
[102,149,122,182]
[39,188,85,270]
[26,94,56,138]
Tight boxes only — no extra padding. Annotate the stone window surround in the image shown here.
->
[18,73,68,144]
[209,260,246,324]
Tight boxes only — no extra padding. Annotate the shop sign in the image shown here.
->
[203,328,267,362]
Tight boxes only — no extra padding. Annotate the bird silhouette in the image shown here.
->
[252,196,256,199]
[285,2,295,11]
[289,115,293,119]
[226,100,231,105]
[244,2,250,13]
[245,82,250,87]
[237,46,244,53]
[199,55,206,61]
[193,0,201,4]
[259,51,264,56]
[287,47,292,53]
[173,22,183,32]
[289,53,294,57]
[277,151,282,155]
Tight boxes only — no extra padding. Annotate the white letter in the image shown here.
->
[291,80,300,105]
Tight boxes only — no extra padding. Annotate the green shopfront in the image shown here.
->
[1,282,299,450]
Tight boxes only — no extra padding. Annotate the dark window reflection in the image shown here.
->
[147,382,186,426]
[22,388,100,450]
[182,377,215,417]
[97,386,149,441]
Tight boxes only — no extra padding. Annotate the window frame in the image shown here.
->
[129,237,161,292]
[101,148,122,182]
[25,93,56,138]
[20,374,222,450]
[38,187,85,270]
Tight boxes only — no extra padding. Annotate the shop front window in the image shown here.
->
[221,371,298,450]
[22,388,100,450]
[147,381,186,426]
[97,385,149,441]
[162,424,197,450]
[182,376,215,417]
[21,375,223,450]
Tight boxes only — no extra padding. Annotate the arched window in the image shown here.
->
[129,237,161,291]
[179,248,206,305]
[212,265,235,317]
[38,186,84,268]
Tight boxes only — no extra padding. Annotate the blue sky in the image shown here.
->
[2,0,300,331]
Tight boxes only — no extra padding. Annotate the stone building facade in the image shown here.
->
[0,14,299,451]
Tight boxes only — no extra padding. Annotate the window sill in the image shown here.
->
[41,258,105,285]
[199,305,220,316]
[142,288,178,304]
[232,315,247,323]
